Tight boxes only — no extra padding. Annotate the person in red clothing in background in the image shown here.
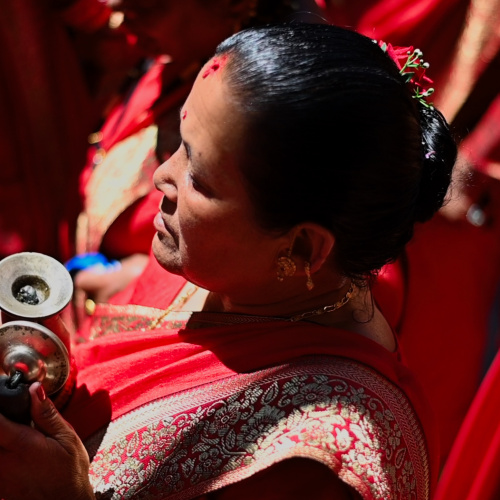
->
[0,0,141,262]
[316,0,500,465]
[0,0,95,261]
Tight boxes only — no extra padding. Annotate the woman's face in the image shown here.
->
[152,59,288,297]
[114,0,238,62]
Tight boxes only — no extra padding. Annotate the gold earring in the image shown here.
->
[304,261,314,291]
[277,249,296,282]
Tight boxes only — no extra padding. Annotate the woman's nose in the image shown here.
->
[153,153,179,204]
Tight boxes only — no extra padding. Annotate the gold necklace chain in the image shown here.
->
[288,283,355,322]
[149,282,199,329]
[167,283,356,327]
[150,282,355,328]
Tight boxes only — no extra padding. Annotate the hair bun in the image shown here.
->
[415,105,457,222]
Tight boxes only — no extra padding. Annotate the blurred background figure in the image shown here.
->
[316,0,500,465]
[0,0,142,262]
[0,0,94,261]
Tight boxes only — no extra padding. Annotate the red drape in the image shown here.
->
[316,0,470,93]
[0,0,94,260]
[435,349,500,499]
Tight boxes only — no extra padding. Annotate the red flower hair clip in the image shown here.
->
[378,41,435,108]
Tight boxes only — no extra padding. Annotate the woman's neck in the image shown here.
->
[204,278,352,318]
[183,281,396,352]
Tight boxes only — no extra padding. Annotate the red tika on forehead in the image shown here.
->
[182,110,187,120]
[202,55,228,79]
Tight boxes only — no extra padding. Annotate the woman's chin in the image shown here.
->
[152,234,183,275]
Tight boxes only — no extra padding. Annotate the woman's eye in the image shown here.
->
[182,140,191,160]
[188,173,210,196]
[188,173,200,189]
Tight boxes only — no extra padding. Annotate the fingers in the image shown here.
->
[74,269,111,294]
[0,384,93,500]
[29,383,77,449]
[74,254,148,303]
[121,253,149,273]
[0,384,75,450]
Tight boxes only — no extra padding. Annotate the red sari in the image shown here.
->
[64,258,438,499]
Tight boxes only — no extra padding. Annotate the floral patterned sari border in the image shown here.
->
[89,356,429,500]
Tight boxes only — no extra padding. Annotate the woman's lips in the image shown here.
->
[154,211,179,246]
[154,211,168,234]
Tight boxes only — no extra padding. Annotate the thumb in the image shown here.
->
[29,383,75,445]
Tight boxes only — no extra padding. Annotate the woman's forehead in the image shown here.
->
[181,66,248,177]
[183,60,235,130]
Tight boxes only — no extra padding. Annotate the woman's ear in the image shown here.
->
[290,223,335,274]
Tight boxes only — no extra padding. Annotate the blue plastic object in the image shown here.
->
[65,252,120,276]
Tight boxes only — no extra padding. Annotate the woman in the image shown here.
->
[0,24,456,499]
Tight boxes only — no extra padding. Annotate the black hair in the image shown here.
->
[215,23,457,283]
